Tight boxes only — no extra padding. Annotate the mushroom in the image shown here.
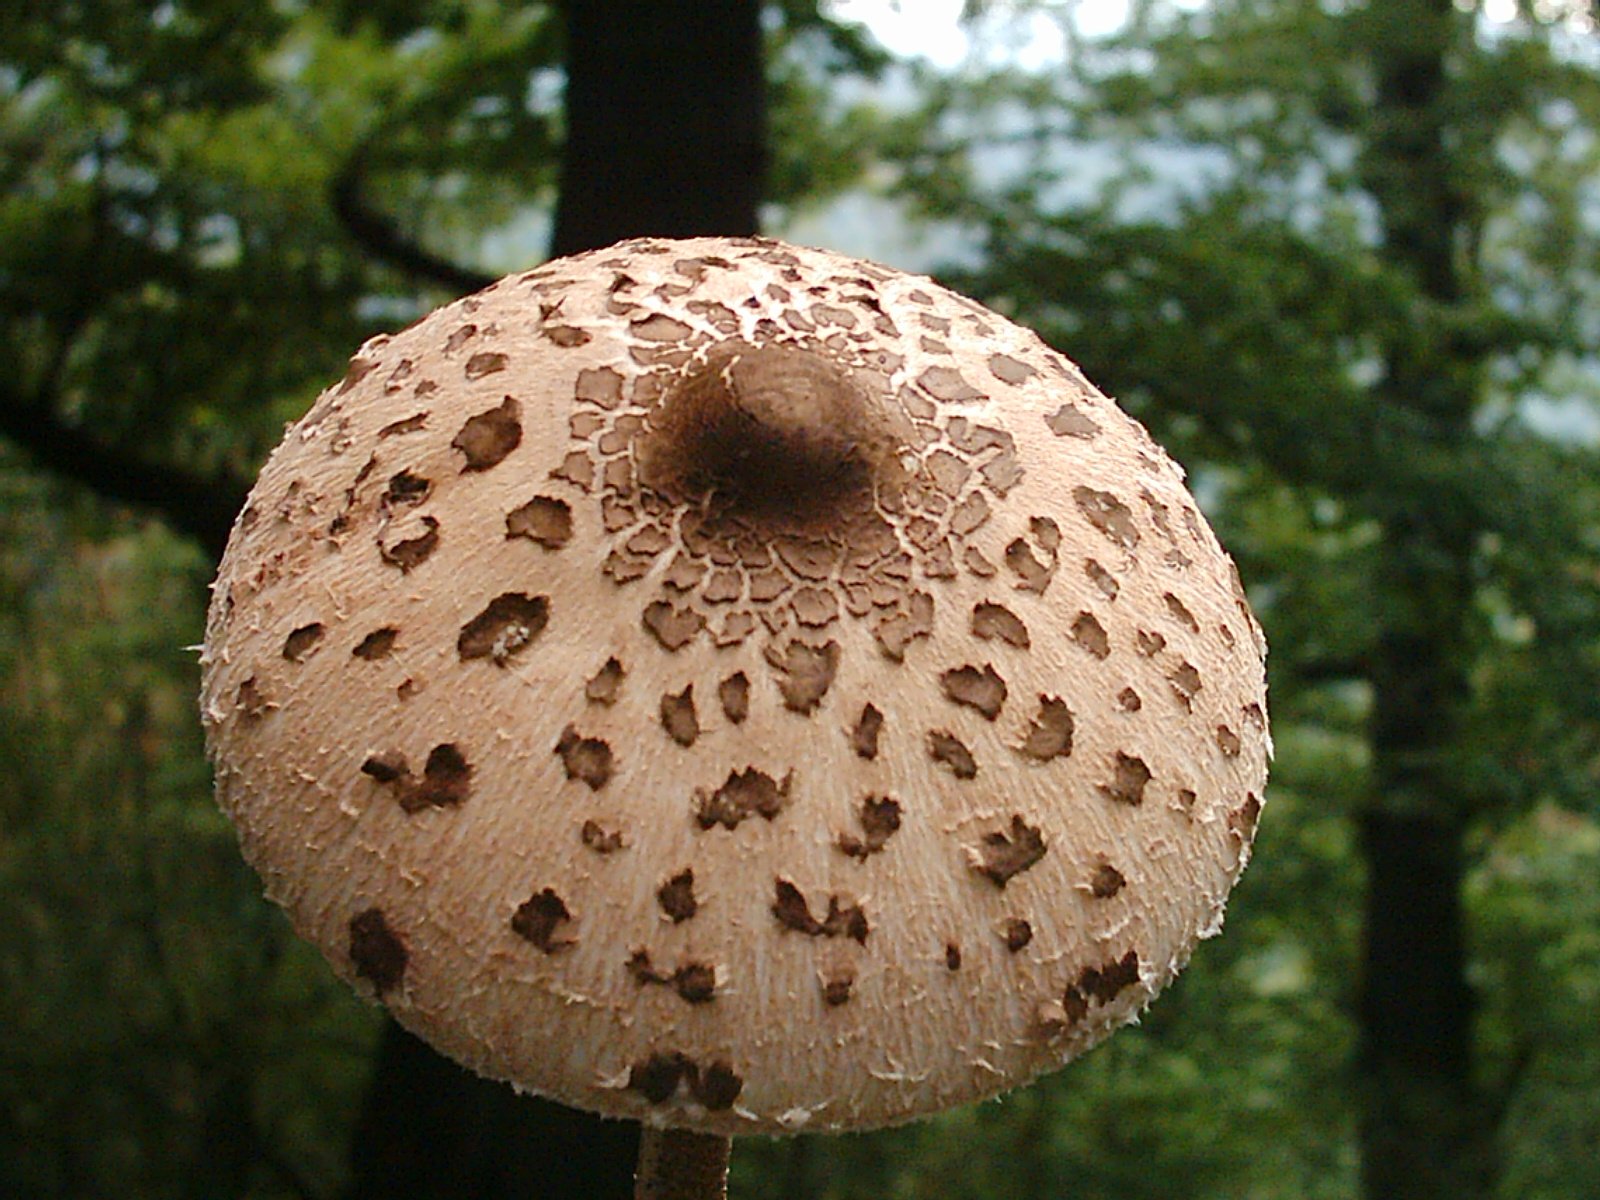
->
[200,236,1269,1197]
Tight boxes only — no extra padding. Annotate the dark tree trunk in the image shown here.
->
[1357,810,1489,1196]
[1355,2,1494,1196]
[551,0,765,256]
[344,5,766,1199]
[346,1021,640,1200]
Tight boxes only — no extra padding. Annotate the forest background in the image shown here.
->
[4,1,1600,1198]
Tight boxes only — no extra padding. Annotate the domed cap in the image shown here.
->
[200,236,1269,1136]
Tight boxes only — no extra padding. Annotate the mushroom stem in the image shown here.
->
[634,1126,731,1200]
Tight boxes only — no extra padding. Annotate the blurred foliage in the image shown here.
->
[4,0,1600,1197]
[0,456,381,1198]
[1474,806,1600,1199]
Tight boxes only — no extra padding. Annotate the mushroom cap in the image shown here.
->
[200,236,1269,1136]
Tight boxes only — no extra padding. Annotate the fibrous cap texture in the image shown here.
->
[200,236,1269,1135]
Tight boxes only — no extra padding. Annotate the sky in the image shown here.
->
[823,0,1144,67]
[825,0,1070,67]
[830,0,1598,57]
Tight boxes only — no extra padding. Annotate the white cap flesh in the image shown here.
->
[200,236,1269,1135]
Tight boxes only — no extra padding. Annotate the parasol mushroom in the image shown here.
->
[200,236,1269,1198]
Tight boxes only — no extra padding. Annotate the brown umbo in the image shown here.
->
[201,237,1269,1155]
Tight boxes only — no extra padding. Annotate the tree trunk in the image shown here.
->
[1355,1,1494,1196]
[347,1021,641,1200]
[345,5,766,1198]
[552,0,765,255]
[1358,808,1490,1196]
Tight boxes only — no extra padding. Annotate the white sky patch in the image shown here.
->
[833,0,1594,71]
[824,0,969,67]
[1075,0,1133,35]
[1462,0,1596,32]
[824,0,1139,68]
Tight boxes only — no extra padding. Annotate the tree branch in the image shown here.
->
[0,388,247,563]
[330,160,496,295]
